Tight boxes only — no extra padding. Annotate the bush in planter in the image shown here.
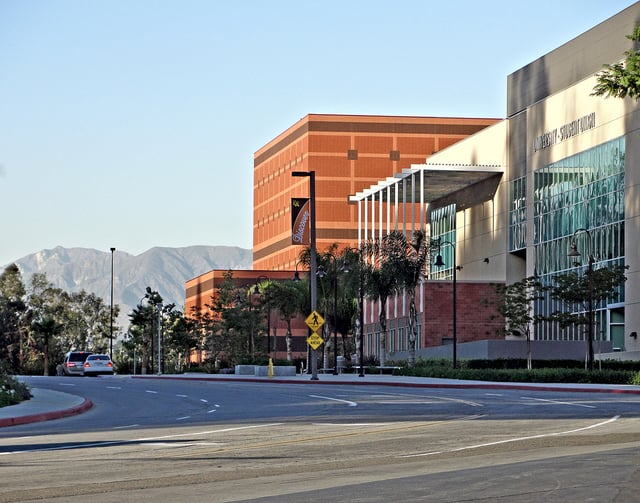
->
[0,365,31,407]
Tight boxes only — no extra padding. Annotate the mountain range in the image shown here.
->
[2,246,253,332]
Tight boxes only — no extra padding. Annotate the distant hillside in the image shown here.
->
[2,245,253,331]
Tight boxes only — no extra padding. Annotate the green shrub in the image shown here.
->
[393,358,636,384]
[0,366,31,407]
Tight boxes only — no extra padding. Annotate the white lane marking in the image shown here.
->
[200,399,208,403]
[147,441,224,448]
[138,423,284,441]
[485,393,503,396]
[314,414,484,429]
[58,383,76,387]
[176,416,191,421]
[1,425,283,456]
[428,395,483,407]
[342,391,482,407]
[145,390,158,394]
[106,386,121,390]
[400,416,620,458]
[113,424,139,429]
[176,394,188,398]
[521,396,596,408]
[309,394,357,407]
[207,409,217,414]
[313,423,392,427]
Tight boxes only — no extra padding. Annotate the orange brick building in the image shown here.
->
[186,114,501,362]
[253,114,499,270]
[184,269,308,362]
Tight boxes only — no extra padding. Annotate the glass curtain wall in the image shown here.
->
[509,176,527,252]
[429,203,456,279]
[533,137,626,341]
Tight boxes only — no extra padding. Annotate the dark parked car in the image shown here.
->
[83,354,114,376]
[57,351,93,376]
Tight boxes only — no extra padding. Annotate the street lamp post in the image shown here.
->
[568,228,595,371]
[110,247,115,360]
[292,170,319,381]
[357,259,365,378]
[157,302,162,375]
[341,247,365,378]
[432,238,458,369]
[255,276,270,358]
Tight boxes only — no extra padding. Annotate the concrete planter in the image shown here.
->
[254,365,296,376]
[235,365,297,376]
[235,365,256,375]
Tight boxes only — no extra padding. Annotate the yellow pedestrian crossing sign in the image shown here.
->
[307,333,324,350]
[305,310,325,332]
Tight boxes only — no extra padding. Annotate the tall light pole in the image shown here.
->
[357,253,365,378]
[568,228,595,371]
[110,247,115,360]
[342,247,365,378]
[433,238,458,368]
[292,170,319,380]
[255,276,270,358]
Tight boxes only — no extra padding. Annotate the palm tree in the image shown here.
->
[381,230,429,367]
[31,316,63,376]
[263,280,306,361]
[365,238,399,367]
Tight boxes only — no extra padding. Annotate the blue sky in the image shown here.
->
[0,0,636,266]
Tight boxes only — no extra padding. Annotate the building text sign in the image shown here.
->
[532,112,596,152]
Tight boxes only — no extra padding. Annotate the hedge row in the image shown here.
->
[387,358,638,384]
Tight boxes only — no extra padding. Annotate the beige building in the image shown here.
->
[351,3,640,359]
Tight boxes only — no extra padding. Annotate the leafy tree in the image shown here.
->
[162,307,196,373]
[24,273,68,374]
[335,247,361,361]
[494,277,545,370]
[0,264,27,373]
[380,231,429,368]
[127,287,163,374]
[262,279,306,361]
[197,271,263,367]
[61,290,116,353]
[31,315,64,376]
[549,264,627,371]
[592,25,640,100]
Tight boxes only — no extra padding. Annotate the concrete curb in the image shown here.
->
[0,397,93,428]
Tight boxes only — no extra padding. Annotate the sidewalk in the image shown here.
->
[0,387,93,427]
[2,372,639,428]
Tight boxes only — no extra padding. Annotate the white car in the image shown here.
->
[57,351,93,376]
[83,354,114,376]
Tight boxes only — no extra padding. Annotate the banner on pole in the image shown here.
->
[291,198,310,245]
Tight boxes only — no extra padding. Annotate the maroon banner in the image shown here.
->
[291,198,310,245]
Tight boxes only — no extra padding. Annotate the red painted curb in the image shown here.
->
[0,398,93,428]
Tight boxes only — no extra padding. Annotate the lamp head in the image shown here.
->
[568,241,581,257]
[434,254,445,267]
[316,265,326,278]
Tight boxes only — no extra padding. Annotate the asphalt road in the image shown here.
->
[1,375,639,502]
